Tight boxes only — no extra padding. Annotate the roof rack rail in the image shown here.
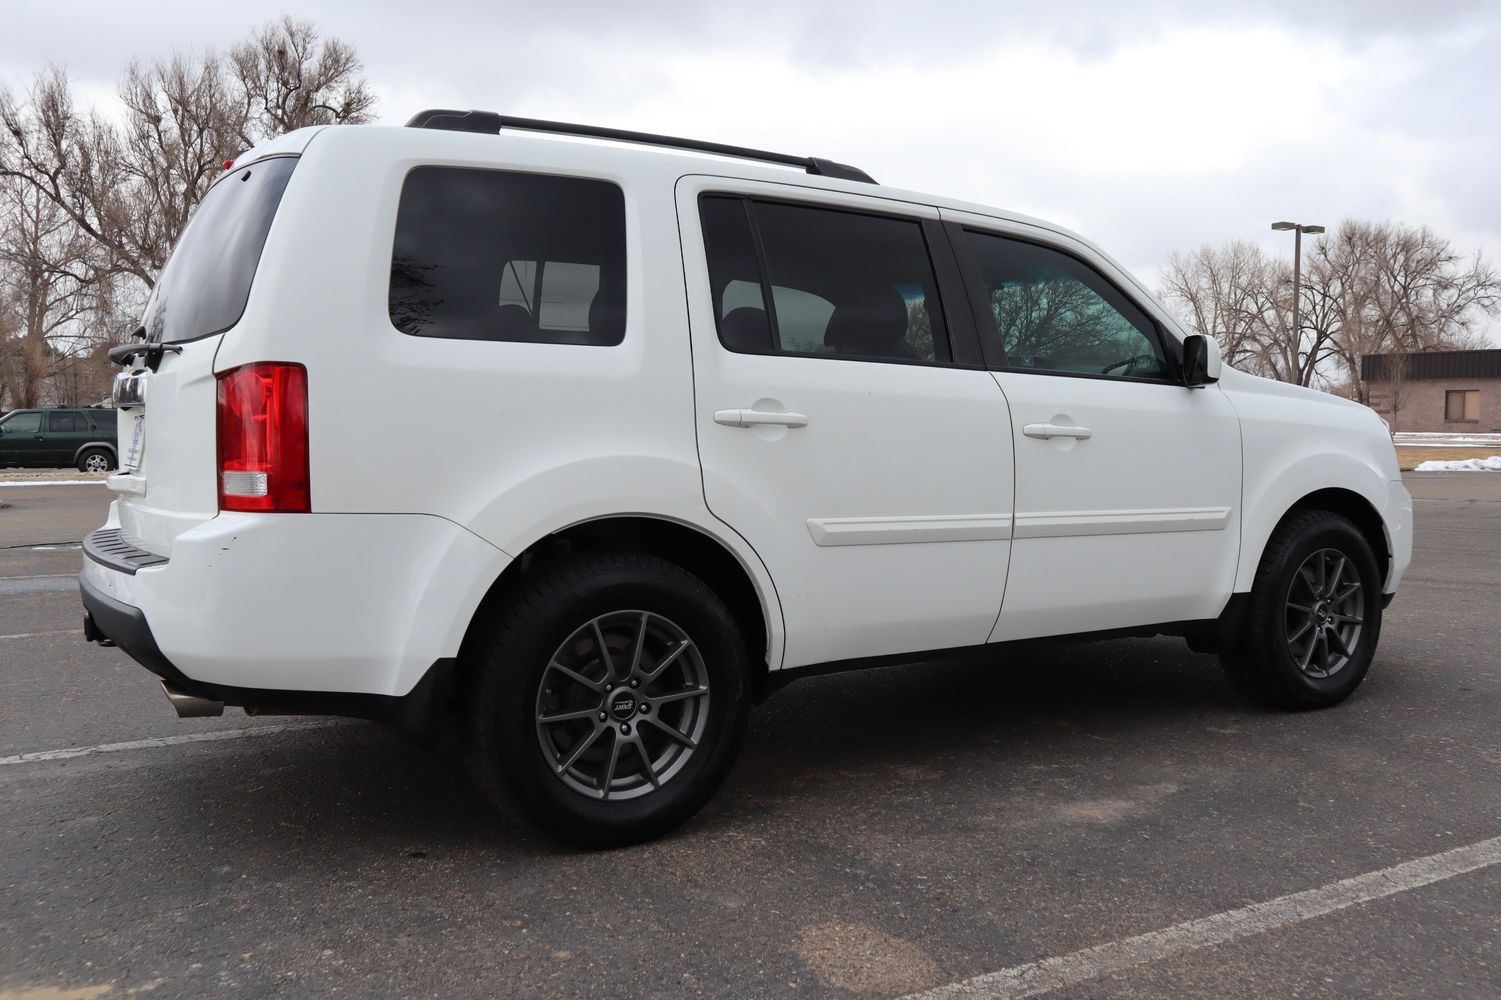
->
[404,109,876,185]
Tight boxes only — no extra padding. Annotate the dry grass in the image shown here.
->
[1395,446,1501,471]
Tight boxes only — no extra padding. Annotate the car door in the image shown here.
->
[678,179,1015,669]
[0,411,48,467]
[942,211,1243,641]
[46,410,90,466]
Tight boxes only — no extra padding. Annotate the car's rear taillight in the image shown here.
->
[216,363,310,513]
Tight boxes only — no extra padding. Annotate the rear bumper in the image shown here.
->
[81,573,455,733]
[80,506,509,698]
[80,573,178,680]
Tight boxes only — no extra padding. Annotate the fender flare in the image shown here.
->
[72,441,118,463]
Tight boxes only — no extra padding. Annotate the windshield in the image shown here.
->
[142,156,298,344]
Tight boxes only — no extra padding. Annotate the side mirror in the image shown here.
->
[1182,334,1221,387]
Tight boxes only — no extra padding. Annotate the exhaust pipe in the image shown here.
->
[160,680,224,718]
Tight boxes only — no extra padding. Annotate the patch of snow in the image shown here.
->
[1413,456,1501,472]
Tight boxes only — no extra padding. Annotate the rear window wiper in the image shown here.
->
[108,331,183,371]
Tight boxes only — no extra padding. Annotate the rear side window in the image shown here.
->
[142,156,298,345]
[700,196,950,364]
[963,230,1168,380]
[89,410,118,431]
[389,167,627,346]
[47,411,86,432]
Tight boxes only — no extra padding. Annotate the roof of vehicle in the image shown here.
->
[241,117,1171,330]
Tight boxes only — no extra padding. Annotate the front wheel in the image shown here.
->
[1222,510,1384,709]
[463,552,751,846]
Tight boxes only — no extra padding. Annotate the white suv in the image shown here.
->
[81,110,1413,845]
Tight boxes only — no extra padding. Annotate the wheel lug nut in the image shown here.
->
[598,712,607,721]
[605,683,613,692]
[639,703,650,714]
[619,723,631,734]
[629,679,639,688]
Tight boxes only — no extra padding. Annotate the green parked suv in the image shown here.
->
[0,407,119,471]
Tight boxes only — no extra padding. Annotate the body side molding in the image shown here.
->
[806,513,1013,546]
[1012,506,1232,540]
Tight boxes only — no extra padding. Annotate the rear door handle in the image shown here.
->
[714,409,809,429]
[1023,422,1092,440]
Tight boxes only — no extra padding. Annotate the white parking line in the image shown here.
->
[0,719,352,766]
[904,834,1501,1000]
[0,629,81,641]
[0,479,106,487]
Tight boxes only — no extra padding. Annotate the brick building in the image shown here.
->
[1362,349,1501,433]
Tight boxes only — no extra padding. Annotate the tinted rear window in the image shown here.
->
[142,156,298,344]
[89,410,118,431]
[388,167,627,346]
[700,196,951,364]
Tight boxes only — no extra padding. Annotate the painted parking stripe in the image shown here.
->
[0,629,81,641]
[0,479,107,487]
[0,719,352,766]
[905,834,1501,1000]
[0,576,81,596]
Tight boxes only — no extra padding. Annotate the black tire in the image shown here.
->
[462,550,751,847]
[1222,510,1384,709]
[77,448,115,473]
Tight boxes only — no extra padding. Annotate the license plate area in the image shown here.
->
[122,414,145,473]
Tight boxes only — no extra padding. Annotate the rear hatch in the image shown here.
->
[110,153,299,557]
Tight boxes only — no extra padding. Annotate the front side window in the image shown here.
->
[700,196,950,364]
[1444,389,1480,422]
[389,167,627,346]
[1,412,42,434]
[47,411,86,432]
[964,230,1168,380]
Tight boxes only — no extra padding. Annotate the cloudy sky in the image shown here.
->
[5,0,1499,328]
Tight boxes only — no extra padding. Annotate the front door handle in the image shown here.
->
[1023,422,1092,440]
[714,409,809,429]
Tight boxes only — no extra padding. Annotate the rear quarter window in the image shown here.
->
[388,166,627,346]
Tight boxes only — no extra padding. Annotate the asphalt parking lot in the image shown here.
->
[2,475,1499,998]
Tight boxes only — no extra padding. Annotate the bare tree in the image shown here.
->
[0,172,107,408]
[230,17,376,141]
[1312,221,1498,399]
[0,20,374,291]
[1160,241,1276,376]
[1162,220,1501,391]
[0,19,374,408]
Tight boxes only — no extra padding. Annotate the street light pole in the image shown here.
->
[1271,220,1326,350]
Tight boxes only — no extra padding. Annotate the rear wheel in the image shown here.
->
[77,449,115,473]
[1222,510,1383,709]
[463,551,751,846]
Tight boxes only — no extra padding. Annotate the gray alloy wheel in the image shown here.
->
[534,610,711,801]
[79,450,113,473]
[1285,547,1365,679]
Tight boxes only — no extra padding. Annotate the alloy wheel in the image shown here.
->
[535,610,710,801]
[1285,547,1365,679]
